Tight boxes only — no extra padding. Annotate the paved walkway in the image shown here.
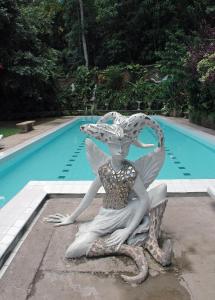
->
[0,195,215,300]
[165,116,215,137]
[0,117,74,151]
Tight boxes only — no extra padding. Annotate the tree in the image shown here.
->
[0,0,63,120]
[78,0,89,68]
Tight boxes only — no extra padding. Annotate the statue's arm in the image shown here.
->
[106,175,150,247]
[126,175,150,234]
[69,175,102,221]
[44,176,102,226]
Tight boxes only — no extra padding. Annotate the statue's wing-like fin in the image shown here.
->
[132,114,165,189]
[85,138,110,175]
[133,147,165,189]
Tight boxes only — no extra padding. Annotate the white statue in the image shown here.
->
[45,112,172,284]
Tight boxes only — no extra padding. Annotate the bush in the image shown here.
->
[186,27,215,125]
[189,110,215,129]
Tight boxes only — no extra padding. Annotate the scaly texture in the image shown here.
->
[145,199,172,266]
[86,198,172,284]
[87,238,148,284]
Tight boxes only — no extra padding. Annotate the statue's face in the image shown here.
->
[108,140,130,160]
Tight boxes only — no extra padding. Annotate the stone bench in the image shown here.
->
[16,120,35,133]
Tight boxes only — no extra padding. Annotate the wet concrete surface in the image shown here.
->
[0,196,215,300]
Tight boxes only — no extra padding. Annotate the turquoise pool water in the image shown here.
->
[0,116,215,207]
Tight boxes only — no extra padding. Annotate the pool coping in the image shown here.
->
[0,179,215,273]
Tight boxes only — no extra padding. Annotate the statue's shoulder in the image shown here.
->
[98,160,110,175]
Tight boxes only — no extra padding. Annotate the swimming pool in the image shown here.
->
[0,116,215,207]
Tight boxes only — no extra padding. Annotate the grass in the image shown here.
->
[0,127,20,137]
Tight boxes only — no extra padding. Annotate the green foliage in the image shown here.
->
[185,27,215,128]
[0,0,214,127]
[58,66,98,111]
[197,52,215,83]
[0,0,63,120]
[156,30,189,116]
[9,49,60,81]
[59,64,167,113]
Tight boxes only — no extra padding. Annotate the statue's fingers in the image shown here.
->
[108,233,117,240]
[46,215,61,220]
[115,241,123,251]
[107,240,119,247]
[54,213,65,218]
[45,216,61,221]
[110,230,121,238]
[107,232,121,241]
[43,217,55,222]
[106,236,117,244]
[106,236,120,246]
[44,218,61,223]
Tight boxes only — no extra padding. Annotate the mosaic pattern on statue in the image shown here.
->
[99,160,137,210]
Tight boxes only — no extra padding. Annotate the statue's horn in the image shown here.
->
[97,111,125,125]
[124,113,164,149]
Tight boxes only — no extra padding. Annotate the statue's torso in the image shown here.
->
[98,160,137,210]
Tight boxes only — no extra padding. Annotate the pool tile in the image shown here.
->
[0,234,15,246]
[0,226,9,234]
[6,227,20,236]
[0,244,7,256]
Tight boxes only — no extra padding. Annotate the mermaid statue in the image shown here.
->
[45,112,172,284]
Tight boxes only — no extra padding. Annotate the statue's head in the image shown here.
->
[80,112,164,160]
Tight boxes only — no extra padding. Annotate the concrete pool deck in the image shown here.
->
[1,195,215,300]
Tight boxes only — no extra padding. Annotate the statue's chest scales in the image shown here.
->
[98,161,137,210]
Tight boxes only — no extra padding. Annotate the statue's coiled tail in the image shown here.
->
[145,198,172,266]
[87,239,148,284]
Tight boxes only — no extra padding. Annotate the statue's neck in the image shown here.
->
[110,157,124,172]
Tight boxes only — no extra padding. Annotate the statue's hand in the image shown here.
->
[44,213,75,227]
[105,228,130,249]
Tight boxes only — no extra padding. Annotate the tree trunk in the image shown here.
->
[78,0,89,68]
